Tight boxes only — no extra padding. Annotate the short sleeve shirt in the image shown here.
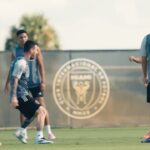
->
[10,57,29,99]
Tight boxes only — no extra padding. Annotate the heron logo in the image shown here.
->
[53,58,110,119]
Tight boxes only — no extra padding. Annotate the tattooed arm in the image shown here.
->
[10,77,19,108]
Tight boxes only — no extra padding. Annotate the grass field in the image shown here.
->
[0,127,150,150]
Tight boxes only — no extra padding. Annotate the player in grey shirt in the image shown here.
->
[9,40,53,144]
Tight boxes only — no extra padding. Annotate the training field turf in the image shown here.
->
[0,127,150,150]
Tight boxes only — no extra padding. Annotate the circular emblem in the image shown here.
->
[53,58,110,119]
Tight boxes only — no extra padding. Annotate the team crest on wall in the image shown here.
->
[53,58,110,119]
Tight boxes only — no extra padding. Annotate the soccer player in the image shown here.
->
[9,40,53,144]
[4,30,55,140]
[140,34,150,142]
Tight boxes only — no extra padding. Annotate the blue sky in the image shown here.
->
[0,0,150,50]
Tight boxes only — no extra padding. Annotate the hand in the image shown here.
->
[40,82,46,91]
[129,56,134,62]
[143,76,148,87]
[10,96,19,108]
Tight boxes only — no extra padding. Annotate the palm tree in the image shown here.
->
[5,14,60,51]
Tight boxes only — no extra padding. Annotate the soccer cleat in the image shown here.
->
[35,137,54,144]
[48,132,56,140]
[141,138,150,143]
[15,129,27,144]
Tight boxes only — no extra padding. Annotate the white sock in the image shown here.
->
[19,127,26,132]
[24,128,27,133]
[45,125,52,134]
[36,131,43,139]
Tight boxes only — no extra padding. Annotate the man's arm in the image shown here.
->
[129,56,142,64]
[140,35,148,86]
[10,77,19,108]
[37,46,46,91]
[4,53,15,93]
[141,56,148,85]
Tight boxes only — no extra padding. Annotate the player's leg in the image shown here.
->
[141,83,150,143]
[37,96,56,140]
[35,106,54,144]
[29,86,56,140]
[20,113,28,139]
[15,116,35,144]
[147,83,150,103]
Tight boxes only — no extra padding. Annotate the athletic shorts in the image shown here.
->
[16,95,41,119]
[28,85,44,98]
[147,83,150,103]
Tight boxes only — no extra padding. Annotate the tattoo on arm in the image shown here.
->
[12,77,18,97]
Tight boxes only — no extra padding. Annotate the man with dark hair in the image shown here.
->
[16,29,28,37]
[4,29,55,140]
[10,40,53,144]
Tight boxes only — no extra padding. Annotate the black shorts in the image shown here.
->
[16,95,40,119]
[28,86,44,98]
[147,83,150,103]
